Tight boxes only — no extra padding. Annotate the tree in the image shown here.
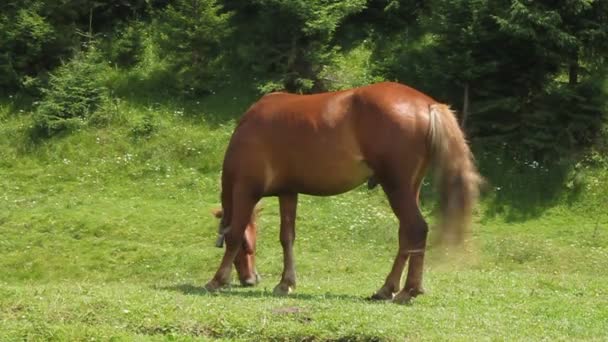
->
[376,0,607,156]
[496,0,608,86]
[493,0,608,154]
[0,0,159,94]
[156,0,233,95]
[0,1,57,93]
[223,0,367,93]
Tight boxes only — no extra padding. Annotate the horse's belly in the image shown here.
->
[257,119,372,196]
[278,158,373,196]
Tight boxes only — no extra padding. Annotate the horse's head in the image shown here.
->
[211,207,262,286]
[212,208,229,248]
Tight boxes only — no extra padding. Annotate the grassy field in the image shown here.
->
[1,91,607,341]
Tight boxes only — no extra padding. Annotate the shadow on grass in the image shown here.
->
[157,283,379,303]
[417,141,583,223]
[470,141,581,223]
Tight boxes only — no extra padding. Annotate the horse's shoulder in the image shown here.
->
[236,93,291,127]
[260,91,298,101]
[357,82,437,105]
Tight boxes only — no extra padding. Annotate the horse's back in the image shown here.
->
[225,82,437,196]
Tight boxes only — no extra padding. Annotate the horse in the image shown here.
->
[205,82,481,304]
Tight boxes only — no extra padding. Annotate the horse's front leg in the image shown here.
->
[205,194,259,291]
[273,193,298,296]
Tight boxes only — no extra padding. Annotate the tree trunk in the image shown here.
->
[89,8,93,44]
[569,52,579,86]
[461,82,469,129]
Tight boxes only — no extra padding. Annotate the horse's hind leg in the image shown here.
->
[273,193,298,296]
[205,191,259,291]
[393,199,428,304]
[370,237,408,300]
[372,187,428,303]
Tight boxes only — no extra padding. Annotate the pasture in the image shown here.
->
[1,97,607,341]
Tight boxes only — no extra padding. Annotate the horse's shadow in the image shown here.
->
[157,283,378,303]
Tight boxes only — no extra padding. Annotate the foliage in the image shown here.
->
[104,21,145,68]
[318,41,384,91]
[129,112,158,138]
[0,0,169,94]
[225,0,367,93]
[32,48,110,136]
[372,0,608,155]
[0,1,57,93]
[155,0,233,95]
[1,0,607,153]
[521,75,608,156]
[484,0,608,153]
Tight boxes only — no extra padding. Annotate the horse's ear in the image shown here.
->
[211,208,223,219]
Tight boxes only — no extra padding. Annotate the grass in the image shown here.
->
[1,89,608,341]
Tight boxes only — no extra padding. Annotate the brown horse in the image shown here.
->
[205,82,481,304]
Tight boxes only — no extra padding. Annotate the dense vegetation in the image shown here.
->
[1,0,607,154]
[1,0,608,340]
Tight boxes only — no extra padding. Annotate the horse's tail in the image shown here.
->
[428,104,482,246]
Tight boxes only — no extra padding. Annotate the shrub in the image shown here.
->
[0,1,57,93]
[155,0,233,95]
[319,42,384,91]
[32,48,110,137]
[106,21,145,68]
[129,113,158,139]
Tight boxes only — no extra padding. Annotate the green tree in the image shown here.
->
[156,0,233,95]
[32,48,110,136]
[224,0,367,93]
[0,1,57,93]
[377,0,608,156]
[493,0,608,154]
[496,0,608,86]
[0,0,157,94]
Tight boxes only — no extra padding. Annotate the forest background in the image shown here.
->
[1,0,607,154]
[1,0,608,340]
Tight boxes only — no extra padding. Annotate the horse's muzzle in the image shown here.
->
[215,234,225,248]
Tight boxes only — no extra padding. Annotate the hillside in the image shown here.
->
[1,87,607,340]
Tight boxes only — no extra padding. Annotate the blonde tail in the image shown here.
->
[428,104,482,246]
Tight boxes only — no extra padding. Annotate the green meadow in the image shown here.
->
[1,89,607,341]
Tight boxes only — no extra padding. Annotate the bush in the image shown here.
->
[129,113,158,139]
[0,1,57,93]
[155,0,233,95]
[319,42,384,91]
[32,48,110,137]
[522,75,608,157]
[106,21,145,68]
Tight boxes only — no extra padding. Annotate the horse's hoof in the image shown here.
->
[368,287,395,301]
[240,273,261,287]
[368,293,393,301]
[273,283,294,296]
[392,292,413,305]
[392,288,424,304]
[240,279,256,287]
[204,279,228,292]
